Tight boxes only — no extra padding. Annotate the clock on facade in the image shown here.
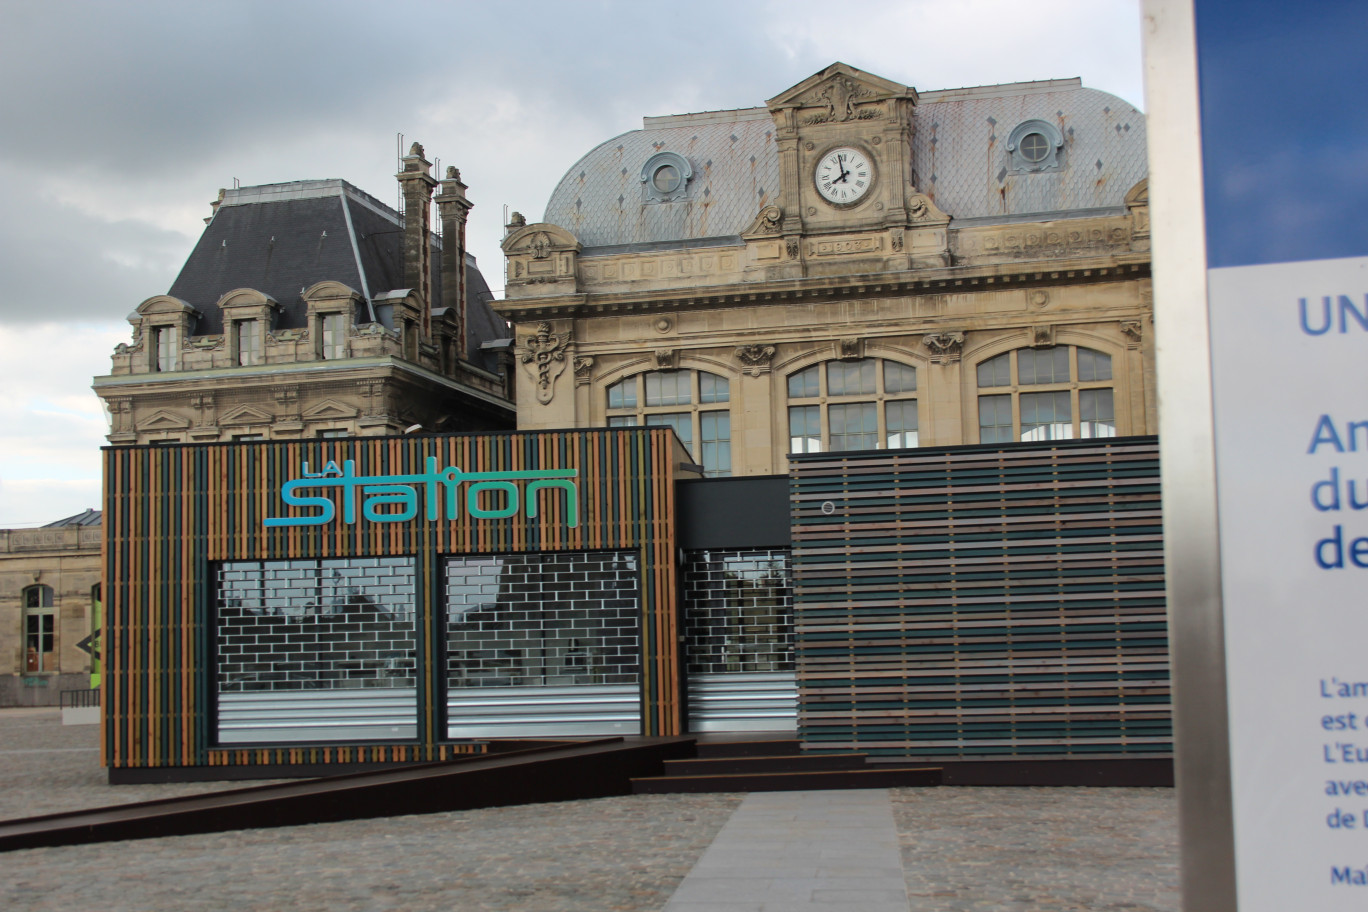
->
[814,146,874,205]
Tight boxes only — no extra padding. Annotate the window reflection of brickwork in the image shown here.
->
[446,552,641,688]
[683,549,794,674]
[216,557,417,693]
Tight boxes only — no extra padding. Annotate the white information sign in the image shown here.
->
[1210,255,1368,906]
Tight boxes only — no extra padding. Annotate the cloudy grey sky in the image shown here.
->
[0,0,1143,526]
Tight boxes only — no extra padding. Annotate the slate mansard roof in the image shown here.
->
[167,180,500,358]
[543,77,1146,249]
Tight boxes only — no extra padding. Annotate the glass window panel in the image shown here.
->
[788,405,822,453]
[883,361,917,394]
[607,415,638,427]
[827,360,875,397]
[236,319,261,366]
[787,365,820,398]
[1078,347,1113,382]
[699,371,729,404]
[644,371,691,406]
[700,411,731,477]
[1020,390,1073,441]
[321,314,346,360]
[645,412,692,449]
[1080,389,1117,438]
[886,400,919,449]
[976,353,1011,388]
[978,394,1014,443]
[829,402,877,451]
[155,327,178,372]
[606,377,637,409]
[1018,347,1070,385]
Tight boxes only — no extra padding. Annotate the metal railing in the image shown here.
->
[59,688,99,710]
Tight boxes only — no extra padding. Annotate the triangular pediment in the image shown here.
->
[219,404,274,426]
[767,62,914,110]
[136,409,191,431]
[302,399,359,421]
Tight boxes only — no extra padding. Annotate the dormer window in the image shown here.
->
[234,319,261,366]
[640,151,693,203]
[1007,120,1065,173]
[320,313,347,360]
[154,326,178,372]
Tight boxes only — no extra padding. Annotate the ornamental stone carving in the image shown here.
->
[1121,320,1144,347]
[1033,325,1056,348]
[836,338,864,361]
[742,205,783,238]
[517,322,571,405]
[655,348,679,370]
[734,343,777,377]
[573,355,595,385]
[922,332,965,362]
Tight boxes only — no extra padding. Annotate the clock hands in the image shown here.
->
[831,154,851,184]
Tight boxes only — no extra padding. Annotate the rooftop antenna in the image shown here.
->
[233,177,240,189]
[396,132,404,224]
[503,204,509,237]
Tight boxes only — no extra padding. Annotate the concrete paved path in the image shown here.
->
[663,789,910,912]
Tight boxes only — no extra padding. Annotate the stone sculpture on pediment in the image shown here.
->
[518,322,571,404]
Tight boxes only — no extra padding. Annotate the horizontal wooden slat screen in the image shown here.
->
[790,437,1170,759]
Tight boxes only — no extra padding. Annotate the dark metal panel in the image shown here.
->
[677,476,790,550]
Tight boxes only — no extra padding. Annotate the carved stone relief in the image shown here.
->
[922,331,966,363]
[836,338,864,361]
[517,322,571,405]
[743,206,783,237]
[1033,325,1056,348]
[573,356,595,386]
[734,344,777,377]
[1121,321,1144,348]
[801,77,879,124]
[655,349,679,370]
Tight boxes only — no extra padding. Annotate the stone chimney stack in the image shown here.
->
[435,165,473,355]
[396,142,438,338]
[205,188,226,225]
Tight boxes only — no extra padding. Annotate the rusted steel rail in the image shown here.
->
[0,737,695,852]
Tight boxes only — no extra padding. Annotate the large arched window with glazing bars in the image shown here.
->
[975,345,1116,442]
[786,358,919,454]
[605,370,731,476]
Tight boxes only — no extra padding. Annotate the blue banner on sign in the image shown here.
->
[1196,0,1368,267]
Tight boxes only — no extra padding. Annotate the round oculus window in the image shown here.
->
[652,164,682,194]
[1019,132,1050,163]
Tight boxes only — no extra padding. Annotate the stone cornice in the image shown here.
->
[495,254,1151,322]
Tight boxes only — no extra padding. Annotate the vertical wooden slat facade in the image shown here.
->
[790,437,1170,759]
[102,429,687,770]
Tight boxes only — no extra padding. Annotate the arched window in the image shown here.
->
[975,345,1116,443]
[23,584,55,673]
[786,359,919,454]
[605,370,731,476]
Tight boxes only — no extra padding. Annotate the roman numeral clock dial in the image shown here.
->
[815,146,873,205]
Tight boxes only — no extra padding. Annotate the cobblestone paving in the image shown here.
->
[0,708,292,819]
[0,709,1181,911]
[0,708,743,912]
[892,787,1180,912]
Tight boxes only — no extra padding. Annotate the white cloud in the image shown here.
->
[0,323,124,525]
[0,0,1145,527]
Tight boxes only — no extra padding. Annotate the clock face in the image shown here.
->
[815,147,873,205]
